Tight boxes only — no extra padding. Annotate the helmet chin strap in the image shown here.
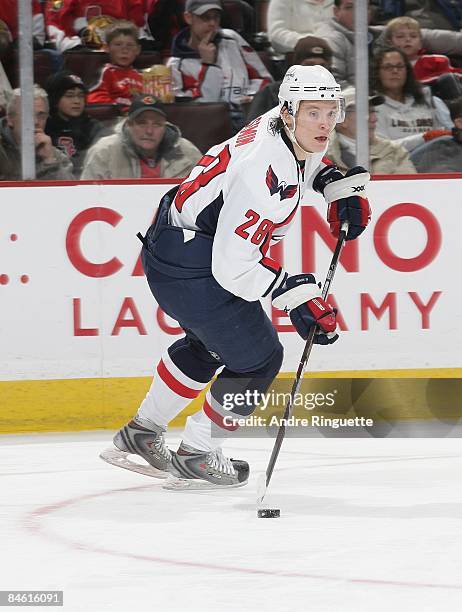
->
[282,115,314,157]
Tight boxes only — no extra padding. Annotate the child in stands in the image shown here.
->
[87,20,143,112]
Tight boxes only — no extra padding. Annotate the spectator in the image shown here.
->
[246,35,333,121]
[315,0,462,89]
[168,0,272,131]
[407,0,462,31]
[45,72,109,178]
[0,1,45,55]
[327,86,416,173]
[45,0,145,54]
[314,0,373,87]
[86,21,144,111]
[81,94,202,179]
[372,47,452,152]
[411,96,462,172]
[0,60,12,111]
[0,86,74,181]
[267,0,334,54]
[382,16,462,100]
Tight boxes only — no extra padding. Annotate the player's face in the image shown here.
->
[58,87,85,119]
[128,110,166,155]
[293,100,338,152]
[107,34,140,67]
[390,26,421,60]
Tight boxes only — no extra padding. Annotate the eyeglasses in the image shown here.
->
[380,63,406,71]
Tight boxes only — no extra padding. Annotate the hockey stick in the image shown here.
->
[257,221,349,505]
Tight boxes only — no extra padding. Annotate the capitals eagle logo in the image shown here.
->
[266,166,297,201]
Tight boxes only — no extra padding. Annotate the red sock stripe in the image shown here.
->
[157,359,202,399]
[203,398,239,432]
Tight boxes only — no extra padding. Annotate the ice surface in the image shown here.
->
[1,431,461,612]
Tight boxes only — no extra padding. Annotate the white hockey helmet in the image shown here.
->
[278,65,345,123]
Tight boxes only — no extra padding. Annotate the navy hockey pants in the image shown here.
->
[142,249,284,418]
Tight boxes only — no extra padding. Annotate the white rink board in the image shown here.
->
[0,178,460,381]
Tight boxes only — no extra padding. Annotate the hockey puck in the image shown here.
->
[257,508,280,518]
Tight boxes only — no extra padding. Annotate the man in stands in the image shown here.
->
[0,85,74,181]
[81,94,202,179]
[168,0,273,131]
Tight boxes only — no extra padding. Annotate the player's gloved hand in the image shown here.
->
[272,274,338,344]
[422,129,451,142]
[313,165,371,241]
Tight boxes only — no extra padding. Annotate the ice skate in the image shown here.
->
[163,442,249,490]
[100,418,171,478]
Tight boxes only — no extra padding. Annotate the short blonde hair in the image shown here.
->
[385,16,421,40]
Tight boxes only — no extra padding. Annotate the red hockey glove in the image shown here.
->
[313,165,371,241]
[272,274,338,344]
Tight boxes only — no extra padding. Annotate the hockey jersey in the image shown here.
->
[86,63,143,108]
[167,28,272,105]
[169,108,331,302]
[45,0,144,52]
[0,0,44,45]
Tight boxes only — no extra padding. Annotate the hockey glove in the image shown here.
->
[313,165,371,241]
[272,274,338,344]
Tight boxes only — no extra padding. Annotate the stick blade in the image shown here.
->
[256,473,267,506]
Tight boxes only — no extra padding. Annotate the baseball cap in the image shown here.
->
[128,95,167,120]
[342,87,384,110]
[185,0,223,15]
[293,36,333,64]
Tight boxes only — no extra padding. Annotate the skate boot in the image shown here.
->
[100,418,171,478]
[163,442,249,490]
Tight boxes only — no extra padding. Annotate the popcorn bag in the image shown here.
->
[142,65,174,103]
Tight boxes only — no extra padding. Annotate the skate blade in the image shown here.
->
[162,475,248,491]
[99,447,169,479]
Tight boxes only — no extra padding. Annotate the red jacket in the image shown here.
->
[45,0,144,52]
[0,0,44,44]
[86,63,143,110]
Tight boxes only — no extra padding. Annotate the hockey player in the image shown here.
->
[101,65,371,490]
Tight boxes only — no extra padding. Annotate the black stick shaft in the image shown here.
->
[263,225,348,491]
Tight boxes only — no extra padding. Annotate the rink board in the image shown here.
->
[0,176,461,432]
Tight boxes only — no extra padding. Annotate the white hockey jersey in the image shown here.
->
[167,28,272,105]
[169,108,331,302]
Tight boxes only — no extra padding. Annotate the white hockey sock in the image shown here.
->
[137,351,207,429]
[182,391,237,452]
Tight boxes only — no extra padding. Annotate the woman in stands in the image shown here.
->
[371,46,453,151]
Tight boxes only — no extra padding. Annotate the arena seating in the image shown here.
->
[163,103,233,152]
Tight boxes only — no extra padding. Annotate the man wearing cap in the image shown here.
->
[167,0,273,131]
[326,86,416,174]
[45,71,108,178]
[246,36,333,122]
[81,94,202,179]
